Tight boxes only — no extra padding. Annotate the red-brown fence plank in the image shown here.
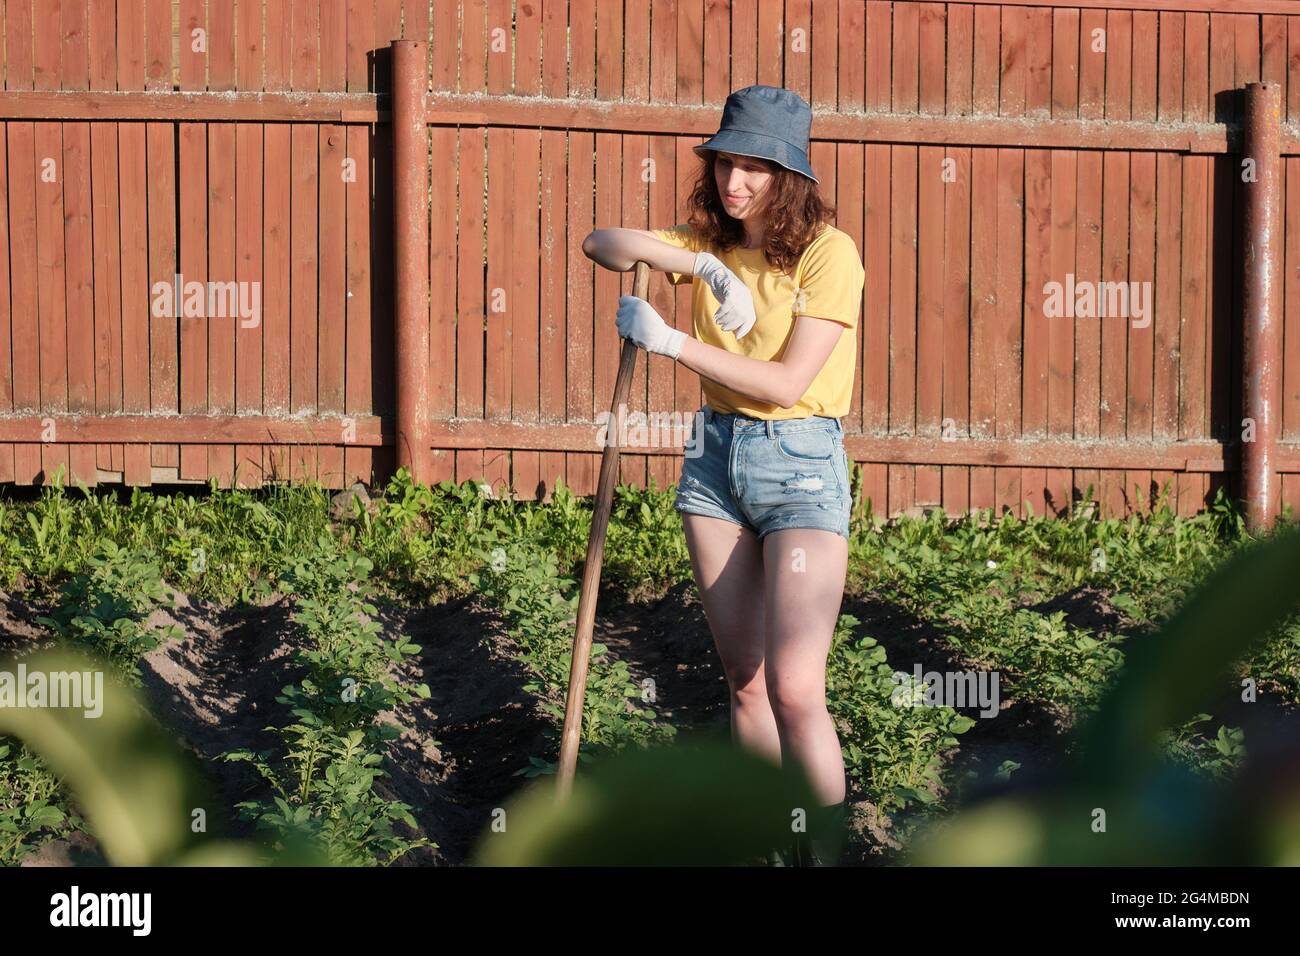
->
[587,0,624,499]
[591,129,619,496]
[966,2,997,513]
[703,0,732,106]
[428,0,455,487]
[646,0,679,497]
[1074,6,1106,510]
[731,0,757,91]
[561,0,595,493]
[262,0,292,484]
[1018,6,1051,518]
[1126,10,1158,513]
[484,121,513,499]
[756,0,782,88]
[512,61,544,487]
[456,118,486,486]
[887,1,919,518]
[60,0,97,489]
[176,0,207,481]
[940,141,972,518]
[649,0,676,101]
[115,0,150,486]
[206,0,238,488]
[676,0,702,106]
[1096,9,1131,517]
[90,0,125,483]
[1235,12,1261,91]
[289,1,320,484]
[1262,13,1288,537]
[617,129,648,495]
[514,124,543,498]
[345,0,378,487]
[373,0,401,438]
[539,121,568,498]
[405,0,431,47]
[915,1,944,511]
[1289,38,1300,449]
[1154,12,1185,472]
[620,3,652,494]
[992,6,1025,519]
[1289,17,1300,126]
[32,0,68,486]
[233,115,264,489]
[863,0,894,530]
[1044,8,1078,516]
[1206,11,1235,516]
[859,121,889,517]
[317,0,347,489]
[510,0,539,96]
[837,137,866,441]
[840,0,866,446]
[672,136,701,439]
[566,0,591,96]
[0,0,15,483]
[1177,11,1211,516]
[565,127,594,496]
[233,0,265,488]
[5,0,38,485]
[941,2,974,517]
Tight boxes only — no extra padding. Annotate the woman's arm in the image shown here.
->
[582,227,697,277]
[676,314,845,409]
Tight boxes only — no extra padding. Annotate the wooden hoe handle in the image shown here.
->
[556,260,651,801]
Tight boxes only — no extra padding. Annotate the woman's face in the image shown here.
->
[714,151,774,219]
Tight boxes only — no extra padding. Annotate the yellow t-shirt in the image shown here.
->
[649,221,865,419]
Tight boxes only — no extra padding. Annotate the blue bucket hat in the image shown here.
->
[694,85,818,185]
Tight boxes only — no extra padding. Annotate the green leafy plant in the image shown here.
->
[827,613,974,832]
[35,539,182,685]
[222,539,431,866]
[468,540,676,766]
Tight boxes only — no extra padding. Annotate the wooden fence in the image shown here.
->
[0,1,1299,525]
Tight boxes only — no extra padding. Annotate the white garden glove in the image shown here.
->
[692,251,757,339]
[616,295,687,359]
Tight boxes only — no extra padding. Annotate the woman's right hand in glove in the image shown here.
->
[692,251,757,340]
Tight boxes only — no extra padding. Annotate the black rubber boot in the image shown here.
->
[791,800,849,867]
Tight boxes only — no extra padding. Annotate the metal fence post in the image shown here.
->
[1240,82,1283,533]
[393,40,431,485]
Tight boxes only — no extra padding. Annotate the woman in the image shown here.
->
[581,85,865,866]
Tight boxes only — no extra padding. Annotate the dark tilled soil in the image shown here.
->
[5,586,559,866]
[1019,584,1128,636]
[137,591,310,844]
[0,587,57,656]
[375,593,556,864]
[591,579,731,737]
[136,589,563,865]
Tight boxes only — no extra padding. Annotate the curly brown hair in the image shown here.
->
[683,149,837,276]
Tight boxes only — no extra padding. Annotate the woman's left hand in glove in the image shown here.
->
[616,296,687,359]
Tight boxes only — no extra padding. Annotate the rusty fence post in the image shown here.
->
[393,39,431,485]
[1240,82,1283,534]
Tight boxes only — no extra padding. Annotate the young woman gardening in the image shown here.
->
[581,85,865,866]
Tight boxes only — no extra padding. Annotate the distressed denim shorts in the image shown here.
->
[673,405,852,541]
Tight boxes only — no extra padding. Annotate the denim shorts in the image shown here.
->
[673,405,852,541]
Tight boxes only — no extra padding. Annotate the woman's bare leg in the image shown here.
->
[760,527,848,806]
[681,513,781,766]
